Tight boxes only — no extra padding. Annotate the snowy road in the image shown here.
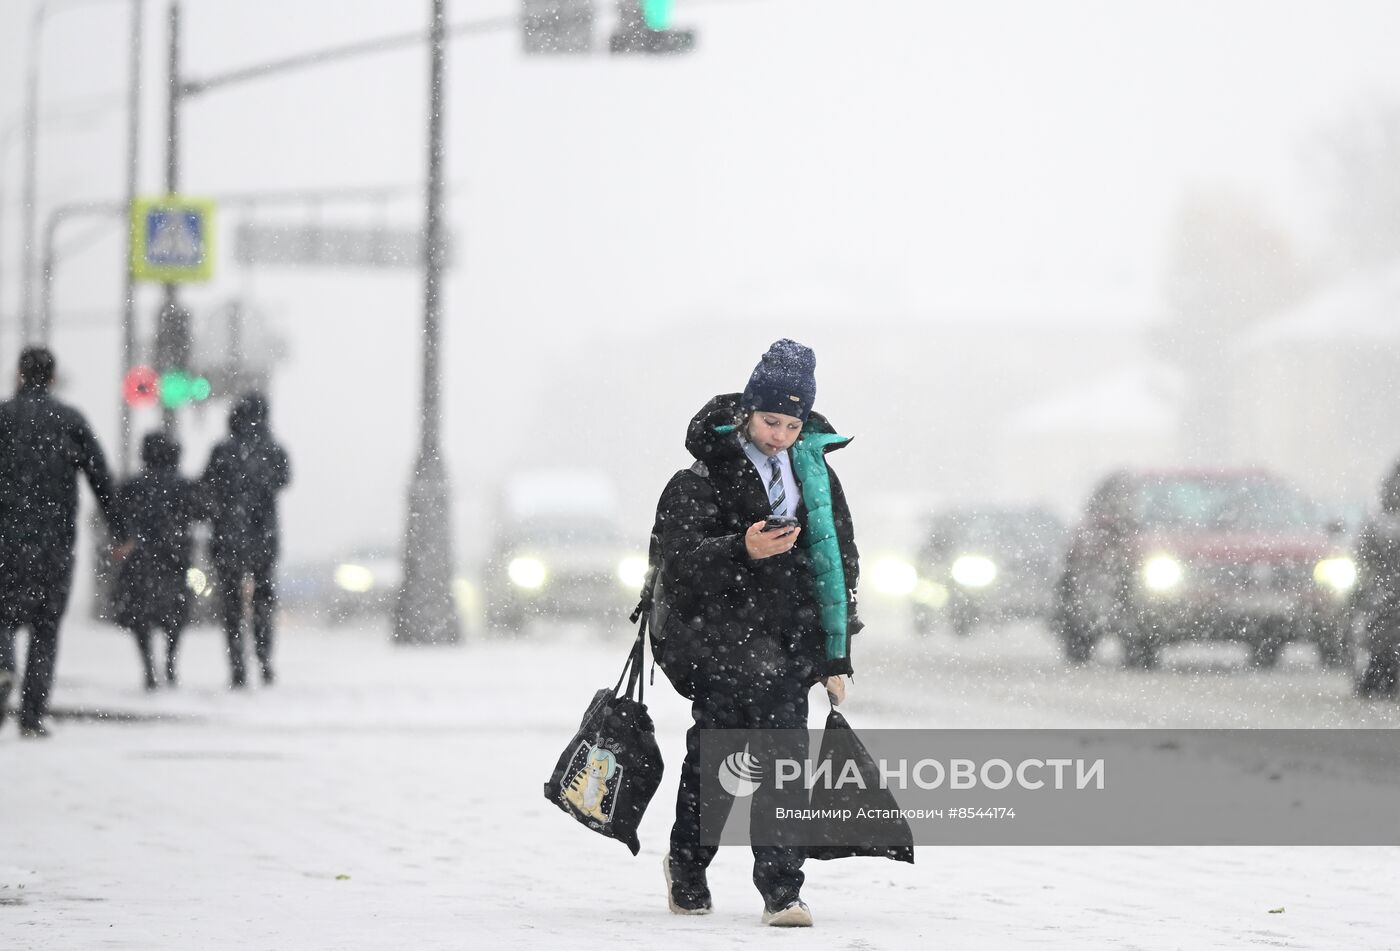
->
[863,619,1400,730]
[1,616,1397,949]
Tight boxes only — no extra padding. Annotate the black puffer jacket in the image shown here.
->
[0,383,125,619]
[201,395,291,570]
[650,393,861,697]
[113,441,204,631]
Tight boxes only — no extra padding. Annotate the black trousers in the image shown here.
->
[132,625,185,686]
[0,577,73,729]
[217,563,276,682]
[670,671,811,905]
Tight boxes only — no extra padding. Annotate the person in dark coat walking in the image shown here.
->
[0,347,130,737]
[114,432,204,690]
[1354,461,1400,698]
[652,339,862,928]
[201,392,290,688]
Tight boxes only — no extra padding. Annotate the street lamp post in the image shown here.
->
[393,0,460,645]
[18,0,132,346]
[19,4,44,343]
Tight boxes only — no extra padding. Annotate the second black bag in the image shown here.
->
[806,707,915,863]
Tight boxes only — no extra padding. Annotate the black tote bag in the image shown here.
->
[806,706,915,863]
[543,632,663,855]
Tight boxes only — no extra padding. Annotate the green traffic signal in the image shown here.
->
[160,371,191,408]
[641,0,673,30]
[158,370,212,408]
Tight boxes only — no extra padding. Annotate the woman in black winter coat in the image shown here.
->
[114,433,204,689]
[653,339,861,929]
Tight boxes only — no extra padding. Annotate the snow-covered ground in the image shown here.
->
[2,614,1397,949]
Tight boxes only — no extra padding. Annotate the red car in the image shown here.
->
[1054,469,1355,669]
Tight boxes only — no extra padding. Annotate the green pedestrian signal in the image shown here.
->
[158,370,212,408]
[641,0,673,30]
[610,0,695,54]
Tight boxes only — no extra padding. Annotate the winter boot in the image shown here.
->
[761,896,813,927]
[19,720,51,740]
[662,853,712,915]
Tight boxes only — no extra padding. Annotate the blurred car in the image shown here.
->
[910,506,1067,636]
[327,544,402,621]
[483,515,646,633]
[276,556,340,620]
[482,469,645,634]
[1054,469,1355,669]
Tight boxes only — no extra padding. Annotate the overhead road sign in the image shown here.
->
[234,221,455,270]
[131,196,216,282]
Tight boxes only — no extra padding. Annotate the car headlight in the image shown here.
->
[617,555,649,590]
[1314,557,1356,593]
[870,557,918,596]
[950,555,997,588]
[507,557,547,590]
[1142,555,1183,592]
[335,563,375,593]
[186,567,209,597]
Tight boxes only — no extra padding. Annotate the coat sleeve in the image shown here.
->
[654,471,752,580]
[199,448,226,512]
[75,416,126,540]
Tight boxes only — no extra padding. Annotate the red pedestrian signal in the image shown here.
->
[123,366,159,407]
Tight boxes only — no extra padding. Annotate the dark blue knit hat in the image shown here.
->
[742,338,816,421]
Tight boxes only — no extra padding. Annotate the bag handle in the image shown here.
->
[613,621,647,705]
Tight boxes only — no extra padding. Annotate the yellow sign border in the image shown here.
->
[130,196,216,282]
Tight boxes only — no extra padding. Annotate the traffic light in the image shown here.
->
[610,0,695,54]
[158,370,212,409]
[155,301,192,372]
[123,365,211,409]
[123,366,159,408]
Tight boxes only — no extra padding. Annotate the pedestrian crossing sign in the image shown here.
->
[130,196,215,282]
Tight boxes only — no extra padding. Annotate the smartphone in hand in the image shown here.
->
[761,515,799,533]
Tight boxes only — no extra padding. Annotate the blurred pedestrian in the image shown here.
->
[650,339,862,927]
[0,347,131,738]
[201,392,290,688]
[114,432,204,690]
[1354,461,1400,698]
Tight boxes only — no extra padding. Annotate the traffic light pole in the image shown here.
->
[119,0,144,476]
[158,0,182,437]
[393,0,460,645]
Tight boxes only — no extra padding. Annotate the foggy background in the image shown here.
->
[4,0,1400,582]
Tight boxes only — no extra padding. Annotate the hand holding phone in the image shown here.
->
[745,518,801,559]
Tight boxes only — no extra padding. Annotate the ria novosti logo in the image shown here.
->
[717,747,763,798]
